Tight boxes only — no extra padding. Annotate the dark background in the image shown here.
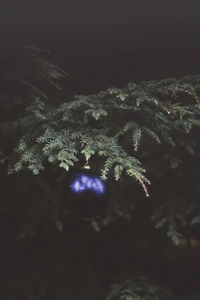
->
[0,1,200,297]
[1,0,200,95]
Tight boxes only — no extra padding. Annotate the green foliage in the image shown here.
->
[5,76,200,189]
[0,42,67,162]
[0,275,172,300]
[2,42,200,300]
[106,276,172,300]
[2,72,200,244]
[0,42,67,127]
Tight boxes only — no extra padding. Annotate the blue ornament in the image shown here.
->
[69,173,106,196]
[66,170,109,218]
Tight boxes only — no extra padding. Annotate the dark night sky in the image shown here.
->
[0,0,200,93]
[0,0,200,36]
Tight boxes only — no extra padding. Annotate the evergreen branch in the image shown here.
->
[4,75,200,199]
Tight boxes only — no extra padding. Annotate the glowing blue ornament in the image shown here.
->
[66,170,109,218]
[69,173,106,196]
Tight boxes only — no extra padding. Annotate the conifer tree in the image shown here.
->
[1,42,200,300]
[1,58,200,245]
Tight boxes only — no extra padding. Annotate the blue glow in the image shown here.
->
[69,173,106,195]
